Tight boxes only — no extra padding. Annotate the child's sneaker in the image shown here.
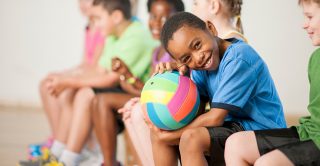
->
[27,145,42,160]
[43,160,64,166]
[18,149,57,166]
[27,137,54,160]
[18,159,64,166]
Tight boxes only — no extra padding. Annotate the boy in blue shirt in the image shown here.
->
[151,12,286,166]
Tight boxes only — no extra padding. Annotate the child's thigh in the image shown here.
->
[97,92,135,109]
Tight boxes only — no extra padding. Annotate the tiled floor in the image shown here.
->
[0,105,301,166]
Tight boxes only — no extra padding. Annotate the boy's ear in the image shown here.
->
[111,10,124,25]
[206,21,218,36]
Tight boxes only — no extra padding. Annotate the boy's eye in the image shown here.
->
[194,41,201,50]
[181,56,191,64]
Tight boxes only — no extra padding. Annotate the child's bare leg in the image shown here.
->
[39,78,61,138]
[66,87,95,153]
[93,93,134,166]
[224,131,261,166]
[254,150,294,166]
[179,127,211,166]
[55,89,77,144]
[151,131,178,166]
[123,102,154,166]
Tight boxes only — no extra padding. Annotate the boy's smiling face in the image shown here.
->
[302,1,320,46]
[167,22,221,71]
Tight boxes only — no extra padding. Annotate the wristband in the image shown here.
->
[120,75,136,85]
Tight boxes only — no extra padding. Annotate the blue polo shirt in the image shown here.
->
[191,38,286,130]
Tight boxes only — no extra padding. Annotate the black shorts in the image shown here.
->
[206,121,244,166]
[255,127,320,166]
[92,86,126,94]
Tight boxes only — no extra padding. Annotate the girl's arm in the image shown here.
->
[91,30,106,66]
[91,43,104,66]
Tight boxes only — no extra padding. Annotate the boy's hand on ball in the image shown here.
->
[153,62,189,76]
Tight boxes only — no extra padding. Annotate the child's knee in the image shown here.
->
[130,106,144,121]
[226,132,241,148]
[75,87,95,102]
[254,155,271,166]
[179,128,204,152]
[96,94,110,109]
[225,131,255,158]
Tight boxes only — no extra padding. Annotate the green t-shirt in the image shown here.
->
[98,21,157,82]
[296,48,320,149]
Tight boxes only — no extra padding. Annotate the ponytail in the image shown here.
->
[235,15,244,34]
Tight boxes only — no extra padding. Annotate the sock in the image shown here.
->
[50,140,65,158]
[60,150,81,166]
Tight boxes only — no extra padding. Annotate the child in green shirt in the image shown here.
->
[224,0,320,165]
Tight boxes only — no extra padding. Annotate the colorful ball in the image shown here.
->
[140,71,200,130]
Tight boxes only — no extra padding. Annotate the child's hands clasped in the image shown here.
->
[153,61,189,76]
[46,75,68,97]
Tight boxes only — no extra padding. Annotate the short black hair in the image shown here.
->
[93,0,131,19]
[147,0,185,13]
[161,12,207,54]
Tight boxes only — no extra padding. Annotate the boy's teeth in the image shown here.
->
[205,59,211,66]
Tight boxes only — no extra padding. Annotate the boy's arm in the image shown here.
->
[151,100,228,144]
[63,70,119,88]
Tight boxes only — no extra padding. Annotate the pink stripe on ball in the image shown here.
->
[167,76,190,116]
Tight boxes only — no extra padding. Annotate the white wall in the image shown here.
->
[0,0,314,115]
[241,0,314,115]
[0,0,86,106]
